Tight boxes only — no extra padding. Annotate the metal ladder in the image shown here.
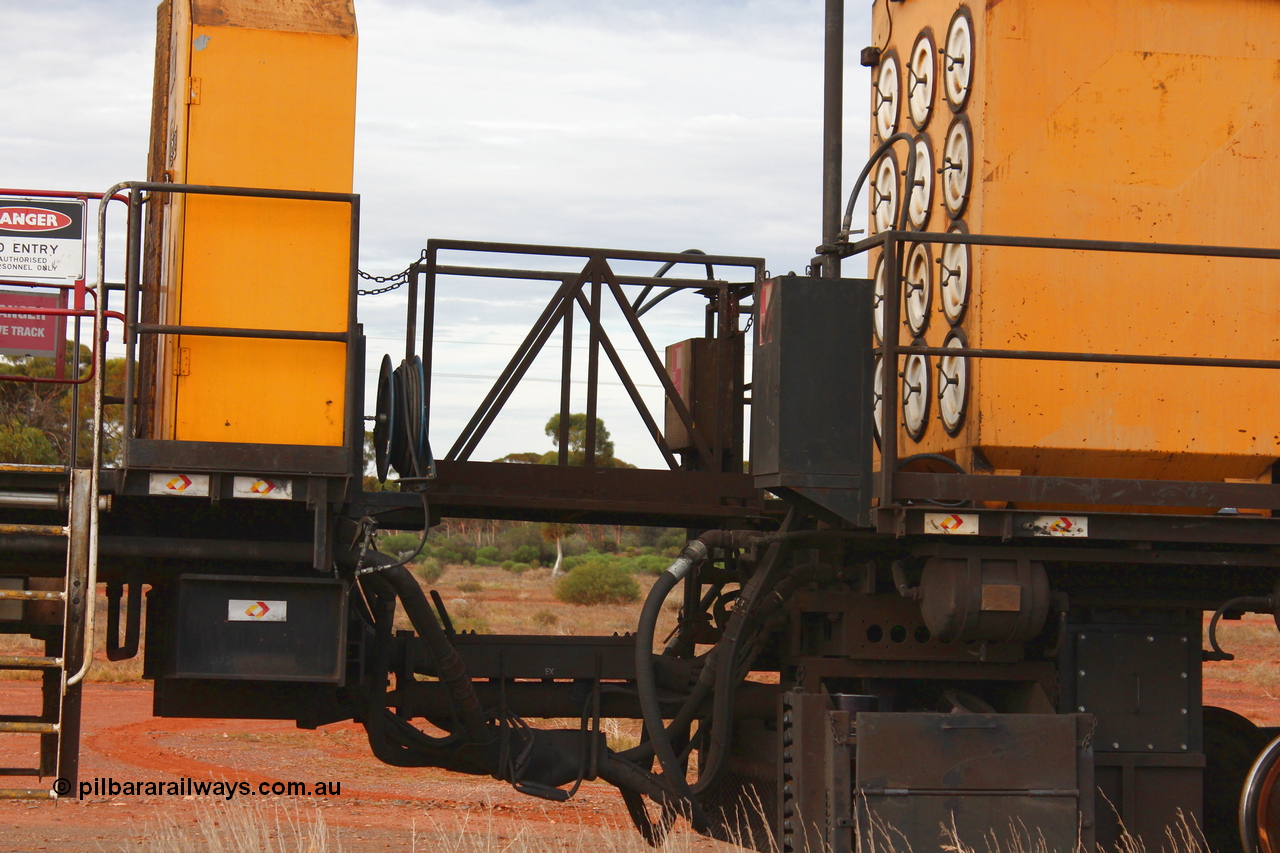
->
[0,192,110,799]
[0,468,97,799]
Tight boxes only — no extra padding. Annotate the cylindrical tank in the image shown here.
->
[917,556,1050,642]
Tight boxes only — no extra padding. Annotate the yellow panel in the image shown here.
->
[870,0,1280,483]
[156,2,357,447]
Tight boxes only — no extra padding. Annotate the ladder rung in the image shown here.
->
[0,722,58,734]
[0,589,64,602]
[0,656,63,670]
[0,524,66,537]
[0,788,55,800]
[0,491,62,510]
[0,768,42,777]
[0,463,66,474]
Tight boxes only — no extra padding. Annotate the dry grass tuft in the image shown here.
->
[129,798,331,853]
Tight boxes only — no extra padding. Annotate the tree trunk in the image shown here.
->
[551,537,564,576]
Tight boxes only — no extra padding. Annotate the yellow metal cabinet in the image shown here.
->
[155,0,357,448]
[869,0,1280,483]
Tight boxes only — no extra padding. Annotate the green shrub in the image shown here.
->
[411,557,443,584]
[656,528,687,551]
[511,544,539,563]
[378,531,422,556]
[502,561,531,574]
[456,581,483,594]
[532,609,558,627]
[634,554,668,575]
[477,545,501,562]
[554,560,640,606]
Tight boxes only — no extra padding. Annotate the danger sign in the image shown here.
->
[0,197,85,285]
[0,290,61,358]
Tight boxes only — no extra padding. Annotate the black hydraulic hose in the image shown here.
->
[360,554,492,745]
[690,512,795,796]
[635,539,711,828]
[839,131,917,239]
[632,249,713,314]
[597,753,686,813]
[692,545,784,794]
[360,587,450,767]
[664,582,724,656]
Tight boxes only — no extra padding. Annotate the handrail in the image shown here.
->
[408,240,762,476]
[65,181,129,687]
[844,227,1280,520]
[114,181,361,453]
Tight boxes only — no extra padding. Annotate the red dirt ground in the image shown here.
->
[1,615,1277,852]
[0,680,660,852]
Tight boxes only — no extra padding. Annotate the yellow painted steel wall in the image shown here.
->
[155,0,356,447]
[869,0,1280,482]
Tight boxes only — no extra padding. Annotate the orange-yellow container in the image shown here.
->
[154,0,357,448]
[868,0,1280,483]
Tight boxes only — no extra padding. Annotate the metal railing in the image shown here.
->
[108,181,361,462]
[844,227,1280,526]
[402,239,763,475]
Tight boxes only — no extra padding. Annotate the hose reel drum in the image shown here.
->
[372,354,433,482]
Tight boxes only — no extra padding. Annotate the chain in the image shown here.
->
[357,249,429,296]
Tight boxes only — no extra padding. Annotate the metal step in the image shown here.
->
[0,589,65,602]
[0,464,67,475]
[0,788,55,800]
[0,656,63,670]
[0,768,42,777]
[0,524,66,537]
[0,722,59,735]
[0,491,62,510]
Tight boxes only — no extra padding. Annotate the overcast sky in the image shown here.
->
[1,0,873,468]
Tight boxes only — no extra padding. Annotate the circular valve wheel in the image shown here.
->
[943,6,975,112]
[872,356,885,443]
[908,134,935,230]
[942,115,973,219]
[872,150,901,233]
[940,220,972,325]
[938,329,969,435]
[873,253,887,344]
[902,345,931,442]
[904,242,933,337]
[875,50,901,141]
[908,29,937,130]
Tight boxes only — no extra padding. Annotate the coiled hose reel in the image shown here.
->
[373,354,434,482]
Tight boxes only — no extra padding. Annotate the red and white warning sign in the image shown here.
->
[232,476,292,500]
[227,599,288,623]
[1030,515,1088,537]
[0,290,61,358]
[924,512,980,535]
[0,197,85,285]
[148,472,211,497]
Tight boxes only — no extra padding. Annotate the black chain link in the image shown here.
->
[357,249,429,296]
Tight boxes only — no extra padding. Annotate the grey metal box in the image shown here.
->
[169,574,347,683]
[751,275,874,527]
[855,713,1095,853]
